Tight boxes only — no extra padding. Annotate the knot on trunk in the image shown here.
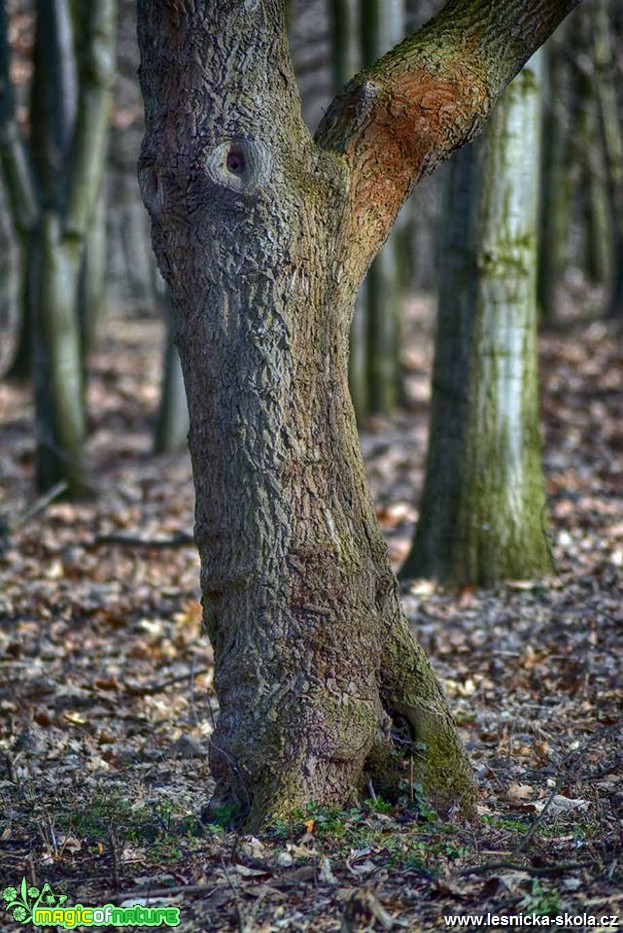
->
[205,138,272,195]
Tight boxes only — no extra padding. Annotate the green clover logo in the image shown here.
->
[2,878,66,924]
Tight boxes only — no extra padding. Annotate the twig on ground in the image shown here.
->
[92,530,194,548]
[520,724,616,849]
[125,668,211,697]
[220,858,247,933]
[1,481,68,540]
[457,860,593,878]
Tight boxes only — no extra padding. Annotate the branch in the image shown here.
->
[315,0,583,274]
[92,530,194,548]
[64,0,117,236]
[0,1,38,234]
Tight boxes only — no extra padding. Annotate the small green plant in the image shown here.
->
[520,880,561,917]
[480,813,530,835]
[203,800,246,830]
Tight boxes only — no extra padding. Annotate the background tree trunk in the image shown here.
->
[576,46,612,290]
[79,182,108,359]
[328,0,369,416]
[154,287,190,455]
[359,0,405,417]
[0,0,116,496]
[0,177,24,378]
[538,30,572,323]
[401,54,553,586]
[592,0,623,318]
[0,0,39,380]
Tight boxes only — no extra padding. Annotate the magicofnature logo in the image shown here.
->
[3,878,181,928]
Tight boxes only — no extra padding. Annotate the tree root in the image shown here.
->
[378,613,477,820]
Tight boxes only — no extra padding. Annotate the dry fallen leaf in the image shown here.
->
[506,781,534,803]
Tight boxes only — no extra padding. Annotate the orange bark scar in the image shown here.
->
[346,57,491,256]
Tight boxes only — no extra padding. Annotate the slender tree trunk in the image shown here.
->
[34,214,88,494]
[592,0,623,318]
[538,31,572,322]
[138,0,582,830]
[0,1,38,380]
[401,54,552,586]
[32,0,116,495]
[329,0,368,416]
[79,181,108,357]
[5,266,34,379]
[0,0,116,495]
[154,288,190,454]
[29,0,84,490]
[0,177,19,377]
[361,0,405,417]
[577,62,612,289]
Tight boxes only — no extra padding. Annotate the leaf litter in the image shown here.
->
[0,300,621,930]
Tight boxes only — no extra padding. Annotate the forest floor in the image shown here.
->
[0,292,622,931]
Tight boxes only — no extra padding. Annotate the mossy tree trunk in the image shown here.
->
[0,0,116,496]
[138,0,582,831]
[401,54,553,587]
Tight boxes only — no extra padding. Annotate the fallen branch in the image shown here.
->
[0,481,68,540]
[92,530,194,548]
[457,859,593,878]
[125,668,211,697]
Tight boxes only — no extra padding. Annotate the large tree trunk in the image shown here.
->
[138,0,582,830]
[401,55,552,586]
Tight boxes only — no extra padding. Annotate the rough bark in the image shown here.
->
[138,0,582,829]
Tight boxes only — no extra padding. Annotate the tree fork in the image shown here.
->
[137,0,582,829]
